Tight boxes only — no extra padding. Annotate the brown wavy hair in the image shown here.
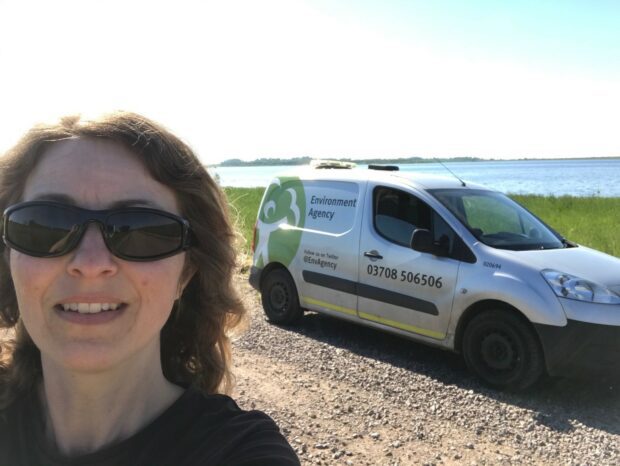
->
[0,111,245,407]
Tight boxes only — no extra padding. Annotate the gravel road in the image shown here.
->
[231,275,620,466]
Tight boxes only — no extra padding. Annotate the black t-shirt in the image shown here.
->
[0,387,300,466]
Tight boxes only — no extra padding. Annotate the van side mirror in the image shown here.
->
[410,228,434,254]
[411,228,449,257]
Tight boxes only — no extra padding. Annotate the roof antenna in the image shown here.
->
[434,158,466,187]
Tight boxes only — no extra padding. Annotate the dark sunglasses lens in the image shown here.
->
[6,205,81,256]
[106,211,184,259]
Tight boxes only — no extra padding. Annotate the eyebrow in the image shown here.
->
[30,194,163,210]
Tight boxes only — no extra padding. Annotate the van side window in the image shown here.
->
[374,187,432,246]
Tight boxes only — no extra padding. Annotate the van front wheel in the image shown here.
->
[261,269,303,325]
[462,310,544,391]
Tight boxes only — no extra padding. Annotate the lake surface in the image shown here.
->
[211,158,620,197]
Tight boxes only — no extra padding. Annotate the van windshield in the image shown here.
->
[429,189,565,251]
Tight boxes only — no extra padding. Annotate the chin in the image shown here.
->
[43,342,132,374]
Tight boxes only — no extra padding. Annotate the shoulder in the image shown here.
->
[169,388,300,466]
[0,387,29,426]
[0,389,33,462]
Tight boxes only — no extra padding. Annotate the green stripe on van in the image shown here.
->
[302,295,445,340]
[301,296,357,316]
[358,312,445,340]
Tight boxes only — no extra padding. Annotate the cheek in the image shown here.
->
[133,258,185,320]
[10,252,53,302]
[9,252,61,335]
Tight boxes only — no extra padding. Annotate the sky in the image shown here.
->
[0,0,618,164]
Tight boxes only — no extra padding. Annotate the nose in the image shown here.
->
[66,224,119,278]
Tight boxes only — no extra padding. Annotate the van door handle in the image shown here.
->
[363,251,383,260]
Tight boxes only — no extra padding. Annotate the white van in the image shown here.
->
[249,164,620,390]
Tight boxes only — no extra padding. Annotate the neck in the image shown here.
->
[39,349,184,456]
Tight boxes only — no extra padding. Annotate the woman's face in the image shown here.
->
[10,138,188,373]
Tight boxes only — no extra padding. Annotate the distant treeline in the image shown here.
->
[218,156,484,167]
[219,157,313,167]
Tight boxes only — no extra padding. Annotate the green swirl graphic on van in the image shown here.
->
[255,177,306,268]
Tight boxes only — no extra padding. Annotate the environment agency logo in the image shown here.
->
[255,177,306,268]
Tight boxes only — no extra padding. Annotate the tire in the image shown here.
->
[462,309,545,391]
[260,269,303,325]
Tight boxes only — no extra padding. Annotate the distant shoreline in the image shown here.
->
[214,156,619,168]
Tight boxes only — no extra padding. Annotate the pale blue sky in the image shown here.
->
[0,0,618,163]
[318,0,620,76]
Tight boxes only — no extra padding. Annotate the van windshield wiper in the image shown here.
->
[561,237,577,248]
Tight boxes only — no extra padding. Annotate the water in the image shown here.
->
[211,158,620,197]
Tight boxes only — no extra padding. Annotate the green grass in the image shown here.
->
[223,187,620,258]
[512,195,620,257]
[223,187,264,256]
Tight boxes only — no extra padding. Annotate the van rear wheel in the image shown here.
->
[260,269,303,325]
[462,310,544,391]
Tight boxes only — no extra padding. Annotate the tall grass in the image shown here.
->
[223,187,264,258]
[224,187,620,258]
[513,195,620,257]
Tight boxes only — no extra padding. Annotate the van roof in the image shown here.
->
[272,166,492,192]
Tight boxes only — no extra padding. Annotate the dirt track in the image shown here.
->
[231,276,620,465]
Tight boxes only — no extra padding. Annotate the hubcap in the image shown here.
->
[480,333,515,370]
[269,283,288,313]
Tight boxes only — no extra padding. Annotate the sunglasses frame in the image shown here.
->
[2,200,192,261]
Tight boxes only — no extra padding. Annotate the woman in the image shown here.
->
[0,112,300,465]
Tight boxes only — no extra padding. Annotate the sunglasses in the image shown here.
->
[2,201,191,261]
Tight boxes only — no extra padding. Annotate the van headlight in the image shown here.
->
[542,270,620,304]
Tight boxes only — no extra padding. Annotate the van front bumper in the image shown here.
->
[534,319,620,379]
